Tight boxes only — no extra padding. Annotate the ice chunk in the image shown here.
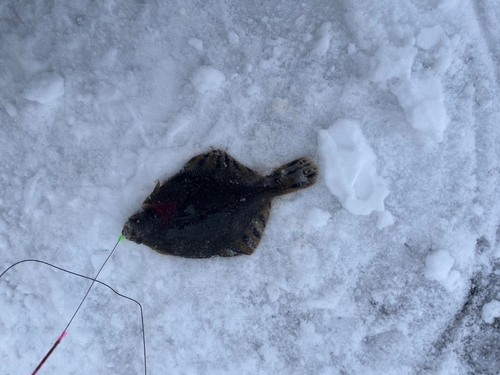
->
[246,84,260,96]
[311,22,332,56]
[494,246,500,259]
[295,15,306,28]
[22,72,65,104]
[424,249,454,282]
[481,300,500,324]
[369,45,417,82]
[416,25,443,50]
[227,31,239,44]
[390,76,449,142]
[302,33,312,42]
[190,66,225,93]
[23,169,45,214]
[318,119,389,215]
[376,210,394,229]
[188,38,203,51]
[471,204,484,216]
[3,102,17,117]
[440,269,460,291]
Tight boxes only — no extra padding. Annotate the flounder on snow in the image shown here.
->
[122,149,318,258]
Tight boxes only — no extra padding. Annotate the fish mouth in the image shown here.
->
[122,221,143,244]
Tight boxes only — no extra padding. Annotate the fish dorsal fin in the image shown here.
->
[142,181,161,205]
[183,149,257,178]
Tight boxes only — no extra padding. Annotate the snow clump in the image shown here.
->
[376,210,395,229]
[390,76,449,142]
[369,44,449,142]
[303,206,331,233]
[22,72,65,104]
[190,66,225,93]
[318,119,389,216]
[424,249,454,282]
[482,300,500,324]
[369,45,417,82]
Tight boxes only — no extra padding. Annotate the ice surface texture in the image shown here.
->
[1,0,500,374]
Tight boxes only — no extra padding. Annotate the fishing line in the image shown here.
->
[0,236,147,375]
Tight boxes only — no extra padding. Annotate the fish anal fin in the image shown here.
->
[229,201,271,256]
[219,247,245,257]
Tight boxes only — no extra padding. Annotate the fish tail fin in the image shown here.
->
[268,157,318,195]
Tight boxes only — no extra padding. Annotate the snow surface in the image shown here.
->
[1,1,500,374]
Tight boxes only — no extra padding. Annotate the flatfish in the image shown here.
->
[122,149,318,258]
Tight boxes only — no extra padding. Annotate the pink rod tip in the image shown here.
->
[58,331,67,341]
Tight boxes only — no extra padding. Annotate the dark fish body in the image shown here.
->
[122,149,318,258]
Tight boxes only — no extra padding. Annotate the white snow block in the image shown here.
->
[227,31,239,44]
[482,300,500,324]
[376,210,394,229]
[416,25,443,50]
[369,45,417,82]
[190,66,225,93]
[391,76,449,142]
[318,119,389,215]
[23,72,65,104]
[311,22,332,56]
[188,38,203,51]
[424,249,454,282]
[3,102,17,117]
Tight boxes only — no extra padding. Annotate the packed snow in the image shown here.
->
[424,249,455,283]
[318,119,389,216]
[390,76,449,143]
[190,66,225,93]
[22,72,65,105]
[482,300,500,324]
[1,1,500,374]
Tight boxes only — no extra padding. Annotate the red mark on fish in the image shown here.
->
[154,201,176,223]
